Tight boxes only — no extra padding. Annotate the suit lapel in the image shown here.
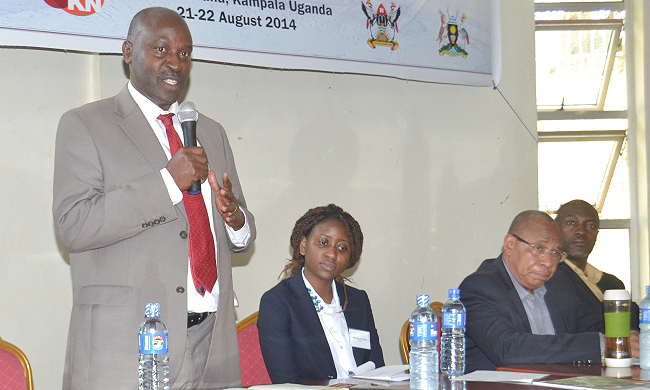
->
[545,275,569,333]
[196,118,223,228]
[339,282,361,333]
[287,273,336,370]
[113,85,188,221]
[114,86,169,172]
[495,256,533,333]
[338,283,367,366]
[197,120,219,169]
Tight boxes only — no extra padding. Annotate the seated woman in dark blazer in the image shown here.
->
[257,204,384,384]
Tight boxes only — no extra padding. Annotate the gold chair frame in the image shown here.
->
[236,311,259,332]
[0,338,34,390]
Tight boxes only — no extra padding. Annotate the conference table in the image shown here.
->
[314,363,650,389]
[498,362,647,380]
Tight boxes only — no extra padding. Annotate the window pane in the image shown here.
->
[600,147,630,219]
[587,228,630,290]
[603,33,626,110]
[536,29,614,108]
[538,141,615,211]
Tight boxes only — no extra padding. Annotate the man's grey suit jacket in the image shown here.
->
[53,85,255,389]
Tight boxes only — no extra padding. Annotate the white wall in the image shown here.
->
[0,0,537,388]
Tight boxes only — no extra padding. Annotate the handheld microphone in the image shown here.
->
[178,101,201,195]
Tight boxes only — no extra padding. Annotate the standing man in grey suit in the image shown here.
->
[53,7,256,390]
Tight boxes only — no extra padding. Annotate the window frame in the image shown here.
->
[535,18,623,111]
[535,1,631,282]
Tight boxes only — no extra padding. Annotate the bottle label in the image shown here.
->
[442,312,466,329]
[641,308,650,325]
[139,333,168,354]
[409,321,437,341]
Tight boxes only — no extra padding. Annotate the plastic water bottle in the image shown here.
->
[409,294,438,389]
[138,303,170,390]
[440,288,466,376]
[640,286,650,369]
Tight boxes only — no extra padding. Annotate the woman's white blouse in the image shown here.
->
[301,269,357,378]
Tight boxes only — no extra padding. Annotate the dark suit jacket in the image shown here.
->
[257,272,384,383]
[459,256,603,371]
[598,272,626,292]
[53,85,255,389]
[556,262,640,330]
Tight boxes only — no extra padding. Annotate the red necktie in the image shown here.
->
[158,113,217,296]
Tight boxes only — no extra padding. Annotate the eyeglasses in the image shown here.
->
[512,234,565,262]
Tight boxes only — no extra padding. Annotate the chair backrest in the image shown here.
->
[0,338,33,390]
[236,311,272,387]
[399,301,444,365]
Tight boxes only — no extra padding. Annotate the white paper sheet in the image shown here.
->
[453,370,548,383]
[352,364,410,382]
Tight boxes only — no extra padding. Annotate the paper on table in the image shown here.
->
[352,364,410,382]
[453,370,548,383]
[352,361,376,376]
[531,376,650,389]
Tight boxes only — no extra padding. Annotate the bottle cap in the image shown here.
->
[145,302,160,318]
[603,289,630,301]
[449,288,460,299]
[416,294,430,306]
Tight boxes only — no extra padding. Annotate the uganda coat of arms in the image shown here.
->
[438,10,470,57]
[362,1,401,50]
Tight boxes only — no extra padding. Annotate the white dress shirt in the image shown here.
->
[128,82,251,313]
[301,269,357,378]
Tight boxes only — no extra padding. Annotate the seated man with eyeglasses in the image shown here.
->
[459,210,606,371]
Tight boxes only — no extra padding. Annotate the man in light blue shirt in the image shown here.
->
[460,210,605,371]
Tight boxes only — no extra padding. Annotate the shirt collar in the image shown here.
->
[502,257,547,301]
[583,262,603,285]
[127,81,179,119]
[301,268,340,313]
[563,259,605,301]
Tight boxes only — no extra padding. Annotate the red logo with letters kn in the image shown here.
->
[44,0,104,16]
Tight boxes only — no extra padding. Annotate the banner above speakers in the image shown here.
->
[0,0,501,86]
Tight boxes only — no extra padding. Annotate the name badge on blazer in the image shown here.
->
[349,329,371,350]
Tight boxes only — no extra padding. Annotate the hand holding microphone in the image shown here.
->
[175,101,243,229]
